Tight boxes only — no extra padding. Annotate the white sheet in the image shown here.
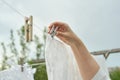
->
[0,64,35,80]
[45,35,111,80]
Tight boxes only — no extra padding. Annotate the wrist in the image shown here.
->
[70,36,82,48]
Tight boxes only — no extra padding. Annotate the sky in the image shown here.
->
[0,0,120,67]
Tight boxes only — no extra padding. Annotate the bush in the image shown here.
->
[33,64,48,80]
[110,67,120,80]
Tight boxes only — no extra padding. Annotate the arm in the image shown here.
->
[70,37,100,80]
[48,21,100,80]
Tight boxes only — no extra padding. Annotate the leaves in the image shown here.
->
[0,26,47,80]
[110,67,120,80]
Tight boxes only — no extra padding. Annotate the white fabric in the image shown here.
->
[45,35,111,80]
[92,56,111,80]
[0,64,35,80]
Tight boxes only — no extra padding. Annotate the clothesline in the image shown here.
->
[1,0,48,36]
[0,62,45,74]
[25,48,120,64]
[29,62,45,67]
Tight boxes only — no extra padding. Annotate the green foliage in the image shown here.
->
[18,26,29,61]
[9,29,18,56]
[33,64,48,80]
[0,42,8,70]
[0,26,48,79]
[110,68,120,80]
[34,35,43,60]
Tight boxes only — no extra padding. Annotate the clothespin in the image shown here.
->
[49,25,58,38]
[24,15,33,42]
[20,57,24,72]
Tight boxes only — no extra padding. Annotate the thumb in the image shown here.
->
[56,31,66,37]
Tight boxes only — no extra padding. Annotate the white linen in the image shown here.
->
[45,35,111,80]
[0,64,35,80]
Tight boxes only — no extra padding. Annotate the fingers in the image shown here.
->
[49,22,64,28]
[56,31,66,37]
[48,21,68,33]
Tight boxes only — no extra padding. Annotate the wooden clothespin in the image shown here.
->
[20,57,24,72]
[24,15,33,42]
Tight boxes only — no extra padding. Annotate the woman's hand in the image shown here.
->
[48,21,80,46]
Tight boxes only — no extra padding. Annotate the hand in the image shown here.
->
[48,21,80,46]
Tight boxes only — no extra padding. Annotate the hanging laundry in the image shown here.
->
[45,35,111,80]
[0,64,36,80]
